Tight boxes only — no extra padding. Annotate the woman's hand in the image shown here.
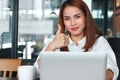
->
[45,24,69,51]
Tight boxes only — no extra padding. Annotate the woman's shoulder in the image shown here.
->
[92,36,110,50]
[97,36,107,42]
[95,36,108,45]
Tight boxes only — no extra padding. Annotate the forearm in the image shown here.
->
[37,59,40,69]
[106,69,114,80]
[45,42,57,51]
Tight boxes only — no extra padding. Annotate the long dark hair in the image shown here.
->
[58,0,103,51]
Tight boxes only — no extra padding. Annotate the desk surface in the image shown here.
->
[0,77,17,80]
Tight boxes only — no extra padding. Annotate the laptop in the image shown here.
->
[40,52,107,80]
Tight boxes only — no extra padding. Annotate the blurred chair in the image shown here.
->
[0,59,22,78]
[0,48,11,58]
[18,45,26,58]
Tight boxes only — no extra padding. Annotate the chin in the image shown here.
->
[71,31,83,36]
[71,33,80,36]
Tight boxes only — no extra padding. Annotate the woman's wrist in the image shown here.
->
[45,42,57,51]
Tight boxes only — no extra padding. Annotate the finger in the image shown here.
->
[65,39,69,45]
[64,36,68,42]
[64,41,67,47]
[64,37,69,46]
[64,40,69,47]
[64,35,69,41]
[56,24,62,34]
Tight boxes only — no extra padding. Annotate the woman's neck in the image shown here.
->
[70,33,84,46]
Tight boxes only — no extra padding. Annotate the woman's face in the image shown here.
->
[63,6,86,37]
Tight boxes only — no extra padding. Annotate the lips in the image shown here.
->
[71,27,79,31]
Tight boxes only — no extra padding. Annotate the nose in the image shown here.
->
[71,19,76,26]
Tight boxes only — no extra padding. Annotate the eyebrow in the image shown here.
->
[63,13,81,18]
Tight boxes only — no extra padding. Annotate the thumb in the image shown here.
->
[56,24,62,34]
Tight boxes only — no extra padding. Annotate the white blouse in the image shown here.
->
[34,36,119,80]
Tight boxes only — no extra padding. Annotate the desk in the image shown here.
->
[0,77,17,80]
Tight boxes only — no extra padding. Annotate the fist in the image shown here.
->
[51,24,69,49]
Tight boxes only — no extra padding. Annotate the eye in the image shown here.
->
[75,15,81,18]
[64,17,70,20]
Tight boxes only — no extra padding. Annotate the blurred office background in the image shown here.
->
[0,0,120,71]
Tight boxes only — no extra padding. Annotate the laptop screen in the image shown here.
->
[40,52,107,80]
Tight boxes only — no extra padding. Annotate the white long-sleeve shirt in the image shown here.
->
[34,36,119,80]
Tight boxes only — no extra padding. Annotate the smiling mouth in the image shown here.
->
[71,27,79,31]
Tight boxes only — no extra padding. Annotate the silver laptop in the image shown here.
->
[40,52,107,80]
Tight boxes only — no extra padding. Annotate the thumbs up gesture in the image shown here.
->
[45,24,69,51]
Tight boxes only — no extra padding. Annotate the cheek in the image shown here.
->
[80,23,85,31]
[78,19,86,27]
[64,21,70,28]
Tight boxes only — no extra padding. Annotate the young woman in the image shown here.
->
[34,0,119,80]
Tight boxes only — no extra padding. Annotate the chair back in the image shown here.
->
[0,59,22,78]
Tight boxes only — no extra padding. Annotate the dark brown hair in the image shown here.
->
[58,0,103,51]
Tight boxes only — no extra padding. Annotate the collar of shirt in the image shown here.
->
[68,37,86,52]
[67,36,86,52]
[68,36,86,48]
